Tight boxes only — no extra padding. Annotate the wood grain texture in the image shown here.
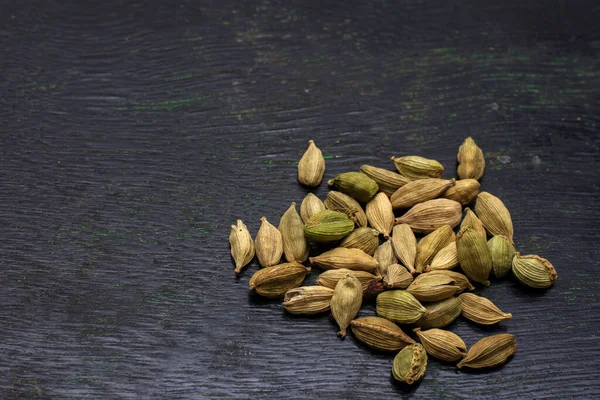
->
[1,0,599,398]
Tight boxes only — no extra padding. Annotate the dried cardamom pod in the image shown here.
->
[413,328,467,362]
[229,219,255,274]
[283,286,334,315]
[407,274,461,302]
[460,207,487,239]
[459,293,512,325]
[255,216,283,268]
[339,227,380,256]
[317,268,378,291]
[512,253,558,289]
[249,262,310,298]
[300,192,325,223]
[426,270,475,293]
[392,343,428,385]
[360,164,411,197]
[383,264,414,289]
[426,241,458,271]
[376,290,428,324]
[374,240,398,270]
[297,140,325,187]
[351,316,415,352]
[415,225,455,273]
[325,190,368,228]
[363,278,386,301]
[304,210,354,242]
[415,296,462,329]
[328,172,379,203]
[331,274,363,337]
[310,247,379,273]
[457,334,517,369]
[391,224,417,274]
[457,137,485,180]
[279,202,309,263]
[395,199,462,234]
[456,227,492,286]
[442,178,480,205]
[390,178,455,210]
[366,192,394,238]
[474,192,514,243]
[488,235,516,278]
[391,155,444,180]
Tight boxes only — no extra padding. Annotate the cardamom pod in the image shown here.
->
[457,334,517,369]
[360,164,411,197]
[426,270,475,293]
[390,178,455,210]
[363,278,386,301]
[283,286,334,315]
[488,235,516,278]
[304,210,354,242]
[391,155,444,180]
[310,247,379,273]
[395,199,462,234]
[376,290,428,324]
[255,216,283,268]
[512,253,558,289]
[415,296,462,329]
[300,192,325,223]
[325,190,368,228]
[374,240,398,271]
[456,227,492,286]
[316,268,378,291]
[331,274,363,337]
[339,227,380,256]
[229,219,255,274]
[327,172,379,203]
[297,139,325,187]
[442,178,480,205]
[249,262,310,298]
[279,202,309,263]
[426,241,458,271]
[351,316,415,352]
[460,207,487,239]
[391,224,417,274]
[457,137,485,180]
[366,192,394,238]
[474,192,514,243]
[392,343,428,385]
[383,264,414,289]
[459,293,512,325]
[413,328,467,362]
[415,225,456,273]
[407,274,461,302]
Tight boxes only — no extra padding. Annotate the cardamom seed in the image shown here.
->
[390,178,455,210]
[249,262,310,298]
[415,296,462,329]
[331,274,363,337]
[392,343,428,385]
[373,239,397,271]
[426,270,475,293]
[391,155,444,180]
[360,164,411,197]
[488,235,516,278]
[442,178,480,205]
[304,210,354,242]
[327,172,379,203]
[415,225,455,273]
[413,328,467,362]
[316,268,378,291]
[459,293,512,325]
[395,199,462,234]
[456,227,492,286]
[457,137,485,180]
[325,190,368,228]
[363,278,386,301]
[297,139,325,187]
[310,247,379,273]
[512,253,558,289]
[351,316,415,352]
[283,286,334,315]
[474,192,514,243]
[460,207,487,239]
[376,290,428,324]
[383,264,414,289]
[255,216,283,268]
[457,334,517,369]
[300,192,325,224]
[366,192,394,238]
[279,202,309,263]
[391,224,417,274]
[229,219,255,274]
[407,274,461,302]
[339,227,380,256]
[426,241,458,271]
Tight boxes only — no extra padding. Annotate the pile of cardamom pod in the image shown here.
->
[229,138,558,385]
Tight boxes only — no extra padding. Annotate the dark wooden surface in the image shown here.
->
[1,1,600,398]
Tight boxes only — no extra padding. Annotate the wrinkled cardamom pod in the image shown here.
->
[512,253,558,289]
[339,227,380,256]
[391,155,444,180]
[415,225,456,273]
[374,240,398,271]
[255,216,283,268]
[407,274,461,302]
[229,219,255,274]
[325,190,368,228]
[426,270,475,293]
[488,235,516,278]
[297,140,325,187]
[304,210,354,242]
[390,178,455,210]
[300,192,325,223]
[317,268,378,291]
[283,286,334,315]
[360,164,411,197]
[442,178,480,205]
[391,224,417,274]
[456,227,492,286]
[474,192,514,244]
[327,172,379,203]
[376,290,428,324]
[249,262,310,298]
[413,328,467,362]
[366,192,394,238]
[392,343,428,385]
[331,274,363,337]
[279,202,309,263]
[460,207,487,239]
[426,241,458,271]
[415,296,462,329]
[310,247,379,273]
[351,316,415,352]
[383,264,414,289]
[457,137,485,180]
[457,334,517,369]
[459,293,512,325]
[395,199,462,234]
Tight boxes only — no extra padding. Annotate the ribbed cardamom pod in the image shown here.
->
[391,155,444,180]
[331,274,363,337]
[426,270,475,293]
[407,274,461,302]
[413,328,467,362]
[415,225,456,273]
[460,207,487,239]
[283,286,334,315]
[459,293,512,325]
[297,140,325,187]
[229,219,255,274]
[426,241,458,271]
[300,192,325,224]
[442,178,480,205]
[360,164,411,197]
[351,316,415,352]
[456,227,492,286]
[457,334,517,369]
[376,290,428,324]
[279,202,309,263]
[390,178,455,210]
[324,190,368,228]
[391,224,417,274]
[415,296,462,329]
[316,268,378,291]
[392,343,428,385]
[327,172,379,203]
[374,240,398,271]
[512,253,558,289]
[339,227,380,256]
[248,262,310,298]
[474,192,514,244]
[366,192,394,238]
[488,235,516,278]
[457,137,485,180]
[310,247,379,273]
[383,264,414,289]
[304,210,354,242]
[255,216,283,268]
[395,199,462,234]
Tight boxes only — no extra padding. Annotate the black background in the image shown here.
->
[1,1,599,398]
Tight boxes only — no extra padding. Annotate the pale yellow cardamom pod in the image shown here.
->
[374,240,398,271]
[316,268,378,291]
[324,190,368,228]
[351,316,415,352]
[392,343,428,385]
[229,219,255,274]
[442,178,480,205]
[297,140,325,187]
[366,192,394,238]
[339,227,380,256]
[310,247,379,273]
[376,290,428,324]
[248,262,310,298]
[391,155,444,180]
[327,172,379,203]
[300,192,325,224]
[390,178,455,210]
[474,192,514,243]
[457,137,485,180]
[304,210,354,242]
[391,224,417,274]
[407,274,461,302]
[360,164,411,197]
[283,286,334,315]
[457,334,517,369]
[426,241,459,271]
[415,225,456,273]
[414,296,462,329]
[426,270,475,293]
[512,253,558,288]
[395,199,462,234]
[456,227,492,286]
[331,274,363,337]
[459,293,512,325]
[488,235,516,278]
[460,207,487,239]
[383,264,414,289]
[413,328,467,362]
[278,202,309,263]
[255,216,283,268]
